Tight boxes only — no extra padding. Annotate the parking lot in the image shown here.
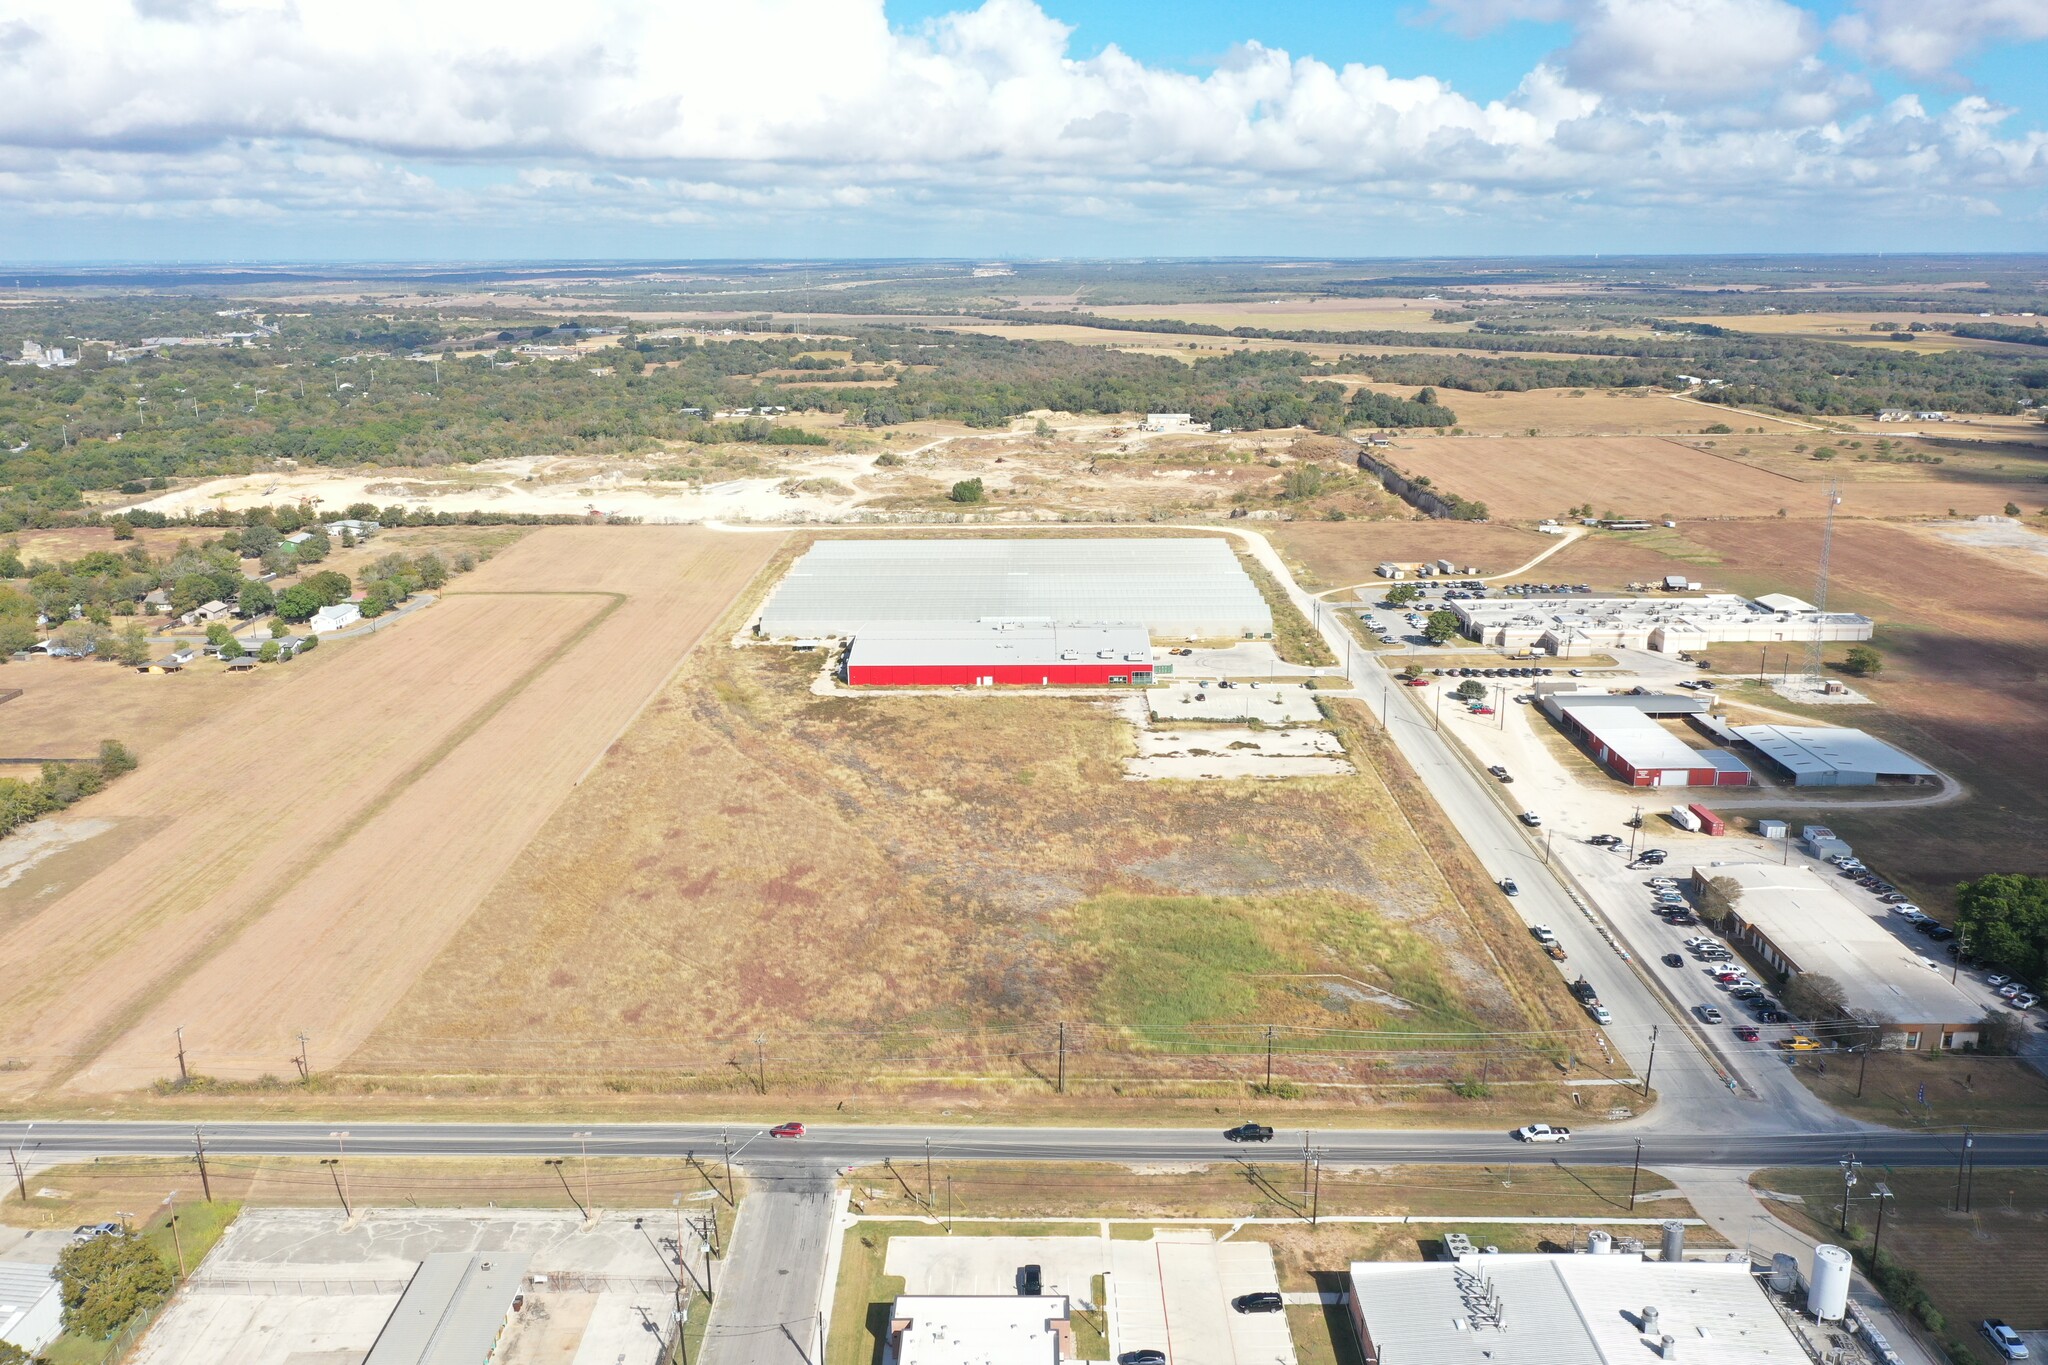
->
[884,1229,1293,1365]
[133,1208,697,1365]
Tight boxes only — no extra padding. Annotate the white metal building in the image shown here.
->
[757,538,1272,639]
[0,1263,61,1356]
[1347,1254,1803,1365]
[1731,725,1939,787]
[365,1252,531,1365]
[890,1295,1073,1365]
[1450,594,1872,656]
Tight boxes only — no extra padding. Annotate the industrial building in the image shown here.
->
[1694,863,1983,1051]
[0,1263,60,1357]
[1731,725,1939,787]
[1347,1251,1804,1364]
[1449,593,1873,656]
[756,538,1272,640]
[844,621,1152,687]
[364,1252,529,1365]
[1540,692,1753,788]
[890,1294,1073,1365]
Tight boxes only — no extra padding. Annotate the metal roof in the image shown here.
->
[848,621,1150,669]
[1702,863,1981,1025]
[1732,725,1937,780]
[0,1261,56,1313]
[758,538,1271,638]
[1349,1255,1803,1365]
[892,1295,1070,1365]
[1551,702,1748,776]
[364,1251,529,1365]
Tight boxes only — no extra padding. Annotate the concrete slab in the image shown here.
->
[1146,684,1324,725]
[1126,727,1353,781]
[1215,1241,1293,1365]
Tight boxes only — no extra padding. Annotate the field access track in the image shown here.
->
[0,527,784,1095]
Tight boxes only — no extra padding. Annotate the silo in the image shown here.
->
[1587,1230,1613,1255]
[1769,1252,1800,1293]
[1807,1245,1852,1320]
[1660,1221,1686,1262]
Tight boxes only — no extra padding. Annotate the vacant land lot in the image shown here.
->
[1272,521,1553,590]
[359,597,1586,1100]
[1087,300,1467,332]
[1361,385,1813,437]
[1382,437,1835,521]
[0,526,783,1095]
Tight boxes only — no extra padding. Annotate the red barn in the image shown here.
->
[845,621,1154,687]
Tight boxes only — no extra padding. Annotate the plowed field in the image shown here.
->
[0,526,783,1094]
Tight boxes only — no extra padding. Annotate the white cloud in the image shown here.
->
[1833,0,2048,80]
[0,0,2039,250]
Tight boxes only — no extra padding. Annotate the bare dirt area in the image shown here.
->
[1355,384,1807,437]
[0,526,784,1095]
[5,524,212,562]
[355,628,1586,1101]
[1383,437,1821,521]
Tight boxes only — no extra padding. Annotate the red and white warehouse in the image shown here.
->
[845,621,1153,687]
[1540,693,1753,788]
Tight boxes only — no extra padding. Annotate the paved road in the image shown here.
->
[3,1120,2041,1171]
[703,1181,838,1365]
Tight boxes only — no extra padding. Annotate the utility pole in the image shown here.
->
[720,1129,735,1205]
[175,1026,188,1085]
[294,1033,310,1082]
[194,1129,213,1203]
[1641,1027,1659,1099]
[1952,926,1967,985]
[321,1159,350,1217]
[1837,1155,1860,1234]
[6,1146,24,1202]
[1301,1132,1311,1214]
[330,1131,351,1217]
[700,1215,716,1298]
[1629,1140,1643,1211]
[1265,1027,1275,1091]
[1856,1046,1870,1099]
[946,1175,954,1233]
[1310,1153,1322,1226]
[1056,1022,1067,1095]
[924,1138,934,1210]
[575,1132,595,1220]
[1953,1129,1972,1211]
[755,1036,767,1094]
[163,1191,186,1277]
[1871,1182,1894,1260]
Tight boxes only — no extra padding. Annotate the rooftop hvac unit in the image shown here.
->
[1660,1221,1686,1262]
[1768,1253,1800,1294]
[1587,1230,1612,1255]
[1097,650,1115,659]
[1060,651,1079,661]
[1807,1245,1852,1321]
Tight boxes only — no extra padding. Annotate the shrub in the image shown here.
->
[949,478,985,504]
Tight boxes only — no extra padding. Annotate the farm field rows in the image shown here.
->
[0,526,783,1095]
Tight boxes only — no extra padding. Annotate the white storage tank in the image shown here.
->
[1807,1244,1852,1321]
[1769,1252,1800,1293]
[1587,1230,1613,1255]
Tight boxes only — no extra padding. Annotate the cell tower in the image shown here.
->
[1803,480,1842,689]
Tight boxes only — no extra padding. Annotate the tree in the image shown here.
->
[1842,645,1883,677]
[0,1337,33,1364]
[0,616,36,656]
[1698,875,1745,930]
[275,584,322,623]
[57,1230,173,1339]
[413,555,448,590]
[218,636,244,660]
[1455,679,1486,701]
[110,621,150,668]
[204,622,234,649]
[1282,465,1325,500]
[1977,1009,2026,1056]
[237,580,275,618]
[1423,610,1461,645]
[258,640,280,663]
[1955,873,2048,984]
[1783,973,1849,1025]
[949,478,985,504]
[2006,502,2022,517]
[1385,583,1420,606]
[98,739,137,776]
[169,574,214,616]
[270,618,292,639]
[238,524,279,559]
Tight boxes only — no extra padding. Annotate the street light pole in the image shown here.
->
[1838,1155,1860,1234]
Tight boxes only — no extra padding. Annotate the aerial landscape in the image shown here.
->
[3,2,2048,1364]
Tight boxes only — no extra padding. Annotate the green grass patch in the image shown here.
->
[1062,892,1477,1042]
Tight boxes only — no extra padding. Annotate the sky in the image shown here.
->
[2,0,2046,263]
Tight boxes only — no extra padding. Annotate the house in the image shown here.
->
[309,603,361,633]
[283,531,313,546]
[226,655,258,671]
[183,600,233,625]
[322,518,381,539]
[142,588,171,614]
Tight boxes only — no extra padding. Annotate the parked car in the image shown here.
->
[769,1121,807,1138]
[1988,974,2012,988]
[1488,765,1508,779]
[1224,1123,1275,1142]
[1020,1265,1042,1296]
[1662,953,1684,968]
[1588,834,1623,847]
[1981,1320,2030,1360]
[71,1222,122,1241]
[1500,878,1519,897]
[1520,811,1542,826]
[2014,993,2040,1010]
[1120,1352,1169,1365]
[1515,1124,1572,1143]
[1233,1292,1285,1314]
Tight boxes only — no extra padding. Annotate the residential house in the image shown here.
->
[309,603,362,633]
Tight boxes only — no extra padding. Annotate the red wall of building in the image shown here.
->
[848,663,1152,686]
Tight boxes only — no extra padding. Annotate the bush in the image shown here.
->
[949,478,984,504]
[1842,645,1883,677]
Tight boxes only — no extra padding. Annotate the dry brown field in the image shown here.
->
[1086,299,1467,332]
[1349,384,1814,437]
[1382,436,1814,520]
[355,611,1590,1095]
[1688,310,2045,355]
[6,524,211,562]
[0,526,784,1095]
[1272,520,1553,590]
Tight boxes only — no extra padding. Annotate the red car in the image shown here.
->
[1470,705,1495,715]
[769,1121,806,1138]
[1735,1026,1761,1041]
[1406,677,1431,687]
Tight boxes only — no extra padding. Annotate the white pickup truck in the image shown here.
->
[1515,1124,1572,1143]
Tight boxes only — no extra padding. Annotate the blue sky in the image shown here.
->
[1,0,2044,262]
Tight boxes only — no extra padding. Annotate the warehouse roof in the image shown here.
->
[1550,701,1743,776]
[1731,725,1938,780]
[365,1252,529,1365]
[892,1295,1070,1365]
[848,621,1150,669]
[1704,863,1981,1025]
[758,538,1271,638]
[1542,689,1712,716]
[1349,1255,1801,1365]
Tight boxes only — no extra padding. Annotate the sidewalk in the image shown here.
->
[1662,1166,1941,1365]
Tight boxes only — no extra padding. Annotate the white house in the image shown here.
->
[309,602,362,633]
